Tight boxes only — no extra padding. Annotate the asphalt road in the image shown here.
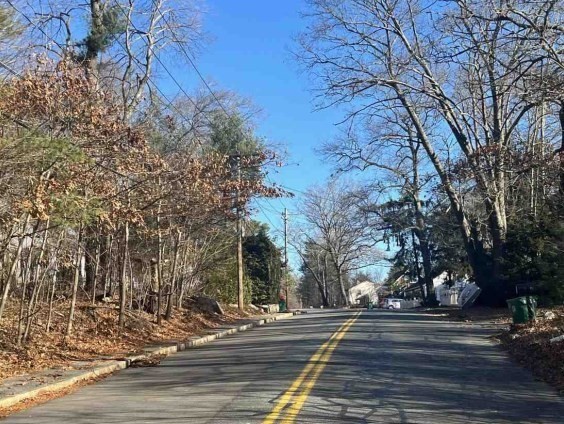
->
[4,310,564,423]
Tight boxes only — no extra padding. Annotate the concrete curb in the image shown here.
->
[0,312,297,410]
[0,361,127,410]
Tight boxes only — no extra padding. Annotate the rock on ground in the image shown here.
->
[193,296,224,315]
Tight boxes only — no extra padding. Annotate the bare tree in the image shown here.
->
[294,240,332,307]
[15,0,204,119]
[298,179,380,306]
[298,0,564,302]
[325,108,438,303]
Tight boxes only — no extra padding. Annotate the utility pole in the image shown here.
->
[283,208,289,310]
[235,153,244,312]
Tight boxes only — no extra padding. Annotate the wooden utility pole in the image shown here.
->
[283,208,289,310]
[236,153,244,311]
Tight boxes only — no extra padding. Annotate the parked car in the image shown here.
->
[383,298,403,309]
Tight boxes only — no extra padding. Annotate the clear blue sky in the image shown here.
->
[188,1,343,246]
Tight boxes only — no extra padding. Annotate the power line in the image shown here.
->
[3,2,204,181]
[156,7,232,118]
[8,0,211,141]
[0,58,21,77]
[255,198,283,215]
[113,37,204,133]
[5,0,59,46]
[278,183,308,196]
[264,173,309,199]
[8,0,287,202]
[112,2,217,128]
[254,202,284,235]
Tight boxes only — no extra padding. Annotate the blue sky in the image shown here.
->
[24,0,345,269]
[188,1,343,248]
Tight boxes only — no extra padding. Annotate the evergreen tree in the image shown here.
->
[243,223,282,304]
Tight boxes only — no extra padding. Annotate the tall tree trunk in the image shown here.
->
[398,91,496,299]
[91,239,100,304]
[105,234,114,297]
[316,275,329,308]
[165,230,180,320]
[337,268,349,307]
[65,224,83,339]
[0,223,17,296]
[151,258,160,322]
[177,242,192,308]
[84,0,104,72]
[413,210,434,304]
[410,140,435,305]
[17,220,40,345]
[83,227,98,295]
[411,230,426,302]
[46,230,65,333]
[156,195,163,325]
[23,219,51,342]
[0,214,30,320]
[559,101,564,195]
[46,269,57,333]
[128,254,134,309]
[418,234,434,303]
[483,199,507,305]
[300,252,329,307]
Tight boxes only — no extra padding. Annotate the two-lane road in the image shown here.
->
[4,310,564,423]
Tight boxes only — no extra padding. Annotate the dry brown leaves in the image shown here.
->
[0,296,253,383]
[498,306,564,393]
[421,306,512,324]
[0,366,119,419]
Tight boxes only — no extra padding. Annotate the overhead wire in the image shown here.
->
[155,6,232,118]
[152,4,297,229]
[112,1,220,130]
[5,1,189,128]
[149,3,300,229]
[5,3,305,271]
[254,197,283,215]
[5,0,59,46]
[10,0,298,231]
[4,1,214,187]
[253,207,286,253]
[0,58,21,77]
[113,5,290,230]
[254,202,283,234]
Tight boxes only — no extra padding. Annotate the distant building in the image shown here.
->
[433,272,470,306]
[348,281,381,305]
[387,272,466,303]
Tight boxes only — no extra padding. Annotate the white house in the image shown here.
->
[349,281,380,305]
[433,272,470,306]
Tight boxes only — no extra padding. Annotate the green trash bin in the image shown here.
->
[279,300,286,312]
[367,302,374,310]
[507,296,537,324]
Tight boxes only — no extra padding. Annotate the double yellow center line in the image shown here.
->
[263,311,361,424]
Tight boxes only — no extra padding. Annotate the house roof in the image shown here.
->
[349,281,377,291]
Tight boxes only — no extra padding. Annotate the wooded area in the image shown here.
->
[296,0,564,307]
[1,0,564,380]
[0,0,286,368]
